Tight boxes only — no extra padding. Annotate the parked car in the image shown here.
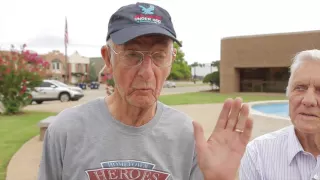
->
[76,82,87,90]
[163,81,176,88]
[89,81,100,89]
[30,80,84,104]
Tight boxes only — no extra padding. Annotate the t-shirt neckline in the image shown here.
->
[98,97,163,135]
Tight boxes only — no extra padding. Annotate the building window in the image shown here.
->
[71,63,76,72]
[78,64,82,72]
[52,60,61,70]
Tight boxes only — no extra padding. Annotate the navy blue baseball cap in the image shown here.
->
[106,2,182,47]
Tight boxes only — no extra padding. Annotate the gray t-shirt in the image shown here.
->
[38,98,204,180]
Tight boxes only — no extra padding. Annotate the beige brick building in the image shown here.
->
[41,50,68,82]
[220,30,320,93]
[41,50,90,84]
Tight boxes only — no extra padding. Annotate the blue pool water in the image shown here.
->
[252,103,289,117]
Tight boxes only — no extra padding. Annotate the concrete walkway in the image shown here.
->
[6,136,42,180]
[5,103,292,180]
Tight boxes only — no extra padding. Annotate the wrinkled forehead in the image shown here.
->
[116,34,173,49]
[291,61,320,85]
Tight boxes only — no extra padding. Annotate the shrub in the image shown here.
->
[203,71,220,87]
[0,44,49,115]
[102,73,114,87]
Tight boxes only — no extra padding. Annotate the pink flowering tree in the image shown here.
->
[0,44,49,115]
[102,73,114,95]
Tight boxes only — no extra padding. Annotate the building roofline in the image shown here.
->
[221,29,320,40]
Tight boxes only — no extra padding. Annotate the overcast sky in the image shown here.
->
[1,0,320,64]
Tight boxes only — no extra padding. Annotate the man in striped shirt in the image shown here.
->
[239,49,320,180]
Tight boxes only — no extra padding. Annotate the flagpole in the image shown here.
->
[64,17,69,84]
[65,41,68,83]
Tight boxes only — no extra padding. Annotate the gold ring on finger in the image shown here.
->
[235,128,244,133]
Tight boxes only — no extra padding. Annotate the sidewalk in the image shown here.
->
[6,136,42,180]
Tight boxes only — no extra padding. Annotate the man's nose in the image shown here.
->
[301,88,318,107]
[137,55,154,80]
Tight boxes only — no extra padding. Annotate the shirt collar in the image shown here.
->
[287,125,305,165]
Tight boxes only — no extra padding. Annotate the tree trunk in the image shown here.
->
[0,101,4,114]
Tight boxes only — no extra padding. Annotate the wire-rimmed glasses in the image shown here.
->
[108,44,174,68]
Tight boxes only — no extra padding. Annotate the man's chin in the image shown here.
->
[294,119,320,134]
[128,96,157,108]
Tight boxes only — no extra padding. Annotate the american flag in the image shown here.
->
[64,17,69,46]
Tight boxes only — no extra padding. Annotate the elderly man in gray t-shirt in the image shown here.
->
[38,2,253,180]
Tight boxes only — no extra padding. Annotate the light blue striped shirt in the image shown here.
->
[239,125,320,180]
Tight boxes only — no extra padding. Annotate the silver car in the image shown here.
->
[163,81,176,88]
[31,80,84,104]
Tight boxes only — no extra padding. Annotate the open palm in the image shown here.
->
[193,97,253,180]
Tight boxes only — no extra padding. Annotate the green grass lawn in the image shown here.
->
[159,91,287,105]
[0,111,56,180]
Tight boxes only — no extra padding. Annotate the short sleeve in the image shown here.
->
[189,150,204,180]
[37,120,67,180]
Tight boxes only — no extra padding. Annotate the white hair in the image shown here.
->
[286,49,320,96]
[106,39,115,65]
[106,39,113,47]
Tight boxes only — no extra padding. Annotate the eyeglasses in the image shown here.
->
[108,44,175,68]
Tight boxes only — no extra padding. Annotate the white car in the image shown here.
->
[163,81,176,88]
[30,80,84,104]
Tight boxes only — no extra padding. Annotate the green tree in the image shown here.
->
[89,63,97,81]
[203,60,220,87]
[203,71,220,87]
[190,62,199,79]
[190,62,206,79]
[211,60,220,71]
[167,42,191,80]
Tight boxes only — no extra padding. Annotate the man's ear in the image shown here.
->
[101,45,113,74]
[166,48,177,79]
[172,48,177,62]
